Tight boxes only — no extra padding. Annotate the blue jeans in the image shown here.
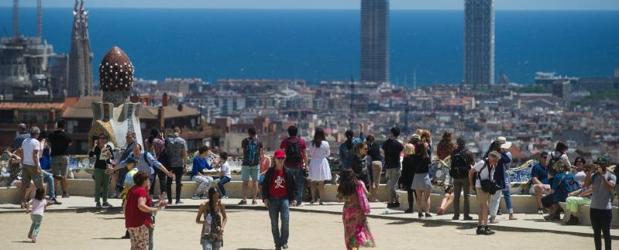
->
[503,189,514,213]
[287,168,305,205]
[42,170,55,199]
[218,176,231,196]
[268,198,290,248]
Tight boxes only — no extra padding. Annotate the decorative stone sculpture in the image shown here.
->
[88,46,142,149]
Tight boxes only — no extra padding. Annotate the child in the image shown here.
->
[338,170,375,250]
[217,152,232,198]
[120,158,138,239]
[196,187,227,250]
[27,188,51,243]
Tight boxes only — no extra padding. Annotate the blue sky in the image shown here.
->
[3,0,619,10]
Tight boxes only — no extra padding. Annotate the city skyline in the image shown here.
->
[2,0,619,10]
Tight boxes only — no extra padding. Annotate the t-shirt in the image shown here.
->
[280,136,307,169]
[125,186,153,228]
[473,160,496,188]
[382,138,403,170]
[192,156,211,178]
[124,168,139,188]
[48,130,72,156]
[367,142,382,162]
[21,137,40,166]
[530,162,549,185]
[12,132,30,150]
[89,145,114,169]
[590,172,617,210]
[31,198,47,215]
[220,162,232,178]
[166,136,187,168]
[269,168,289,199]
[242,137,263,166]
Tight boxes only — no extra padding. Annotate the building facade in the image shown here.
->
[464,0,495,86]
[360,0,389,83]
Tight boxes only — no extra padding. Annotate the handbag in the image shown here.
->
[478,162,500,194]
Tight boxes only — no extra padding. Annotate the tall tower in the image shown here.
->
[464,0,495,86]
[360,0,389,83]
[67,0,93,97]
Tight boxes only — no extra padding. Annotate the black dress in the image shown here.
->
[400,155,416,190]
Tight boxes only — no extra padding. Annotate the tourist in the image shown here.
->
[435,132,455,216]
[116,132,138,198]
[125,171,167,250]
[564,164,594,225]
[436,132,455,163]
[548,141,571,176]
[449,138,474,221]
[191,146,214,199]
[308,128,332,205]
[20,127,43,208]
[365,134,383,202]
[417,129,433,157]
[48,120,72,198]
[585,156,616,250]
[436,185,454,216]
[339,130,356,170]
[351,142,370,189]
[469,151,501,235]
[412,142,433,218]
[165,127,188,204]
[338,170,376,250]
[89,133,115,208]
[382,127,404,208]
[257,149,272,196]
[145,129,167,198]
[120,157,139,239]
[217,152,232,198]
[544,162,577,221]
[531,151,551,214]
[495,137,517,221]
[196,187,227,250]
[7,124,29,187]
[485,141,511,223]
[13,123,30,150]
[239,127,263,205]
[573,157,587,185]
[400,143,416,213]
[38,131,60,205]
[262,149,296,250]
[26,188,50,243]
[279,125,307,207]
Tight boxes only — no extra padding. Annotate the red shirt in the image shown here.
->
[125,186,153,228]
[269,168,288,199]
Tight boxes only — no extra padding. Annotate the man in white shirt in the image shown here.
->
[20,127,43,207]
[469,151,501,236]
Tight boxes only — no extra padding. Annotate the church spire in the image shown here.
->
[67,0,93,97]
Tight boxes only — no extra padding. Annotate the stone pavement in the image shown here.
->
[0,195,616,239]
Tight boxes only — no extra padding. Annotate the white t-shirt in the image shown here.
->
[31,199,47,215]
[473,160,496,188]
[220,162,232,178]
[22,137,41,166]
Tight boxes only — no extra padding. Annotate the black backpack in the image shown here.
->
[285,139,302,165]
[449,151,470,179]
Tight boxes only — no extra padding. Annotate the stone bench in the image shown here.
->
[559,202,619,227]
[396,190,539,213]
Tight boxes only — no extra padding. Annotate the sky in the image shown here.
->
[3,0,619,10]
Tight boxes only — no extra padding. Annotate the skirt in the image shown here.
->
[309,158,332,181]
[411,173,432,191]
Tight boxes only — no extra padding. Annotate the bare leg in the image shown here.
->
[534,185,543,209]
[251,180,257,202]
[318,182,326,204]
[310,182,317,203]
[241,181,248,201]
[424,191,432,213]
[415,190,425,213]
[61,177,68,195]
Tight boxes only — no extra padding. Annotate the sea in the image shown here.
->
[1,8,619,85]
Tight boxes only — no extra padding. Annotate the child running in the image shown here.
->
[27,188,51,243]
[196,187,227,250]
[338,170,375,250]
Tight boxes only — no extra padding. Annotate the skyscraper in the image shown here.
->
[464,0,495,86]
[68,0,93,97]
[361,0,389,83]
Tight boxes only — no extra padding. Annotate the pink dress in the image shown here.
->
[343,180,375,250]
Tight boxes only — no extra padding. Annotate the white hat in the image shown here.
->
[497,136,512,150]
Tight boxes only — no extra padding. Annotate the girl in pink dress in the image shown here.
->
[338,170,375,250]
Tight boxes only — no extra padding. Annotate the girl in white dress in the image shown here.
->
[308,128,332,205]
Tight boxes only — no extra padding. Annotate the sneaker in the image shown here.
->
[424,213,432,218]
[537,208,544,215]
[483,226,495,235]
[175,200,184,205]
[282,244,289,249]
[476,226,484,235]
[489,216,496,224]
[238,200,247,205]
[452,215,459,220]
[463,216,474,221]
[51,198,62,205]
[191,195,201,200]
[102,202,113,208]
[418,212,423,218]
[275,247,282,250]
[95,202,102,209]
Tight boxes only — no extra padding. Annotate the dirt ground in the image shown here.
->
[0,208,605,250]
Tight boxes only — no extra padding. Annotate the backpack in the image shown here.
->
[449,151,470,179]
[285,138,302,165]
[243,138,260,166]
[548,152,563,175]
[564,174,580,193]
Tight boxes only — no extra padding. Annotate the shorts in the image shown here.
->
[22,164,44,189]
[529,184,551,195]
[241,165,259,182]
[51,156,69,177]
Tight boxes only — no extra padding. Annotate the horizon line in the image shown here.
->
[2,6,619,11]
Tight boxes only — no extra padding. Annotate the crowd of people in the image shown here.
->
[3,120,617,250]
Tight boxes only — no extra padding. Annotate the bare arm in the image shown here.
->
[601,174,616,192]
[468,168,476,190]
[220,204,227,228]
[196,203,206,224]
[138,197,158,214]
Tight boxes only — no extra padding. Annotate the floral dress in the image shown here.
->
[343,180,376,250]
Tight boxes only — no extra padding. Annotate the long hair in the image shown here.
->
[313,128,326,148]
[337,170,357,197]
[417,129,432,144]
[207,187,220,212]
[34,188,45,201]
[345,130,354,150]
[415,141,430,160]
[484,141,502,158]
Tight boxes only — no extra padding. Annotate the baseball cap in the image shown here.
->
[594,155,612,166]
[274,149,286,159]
